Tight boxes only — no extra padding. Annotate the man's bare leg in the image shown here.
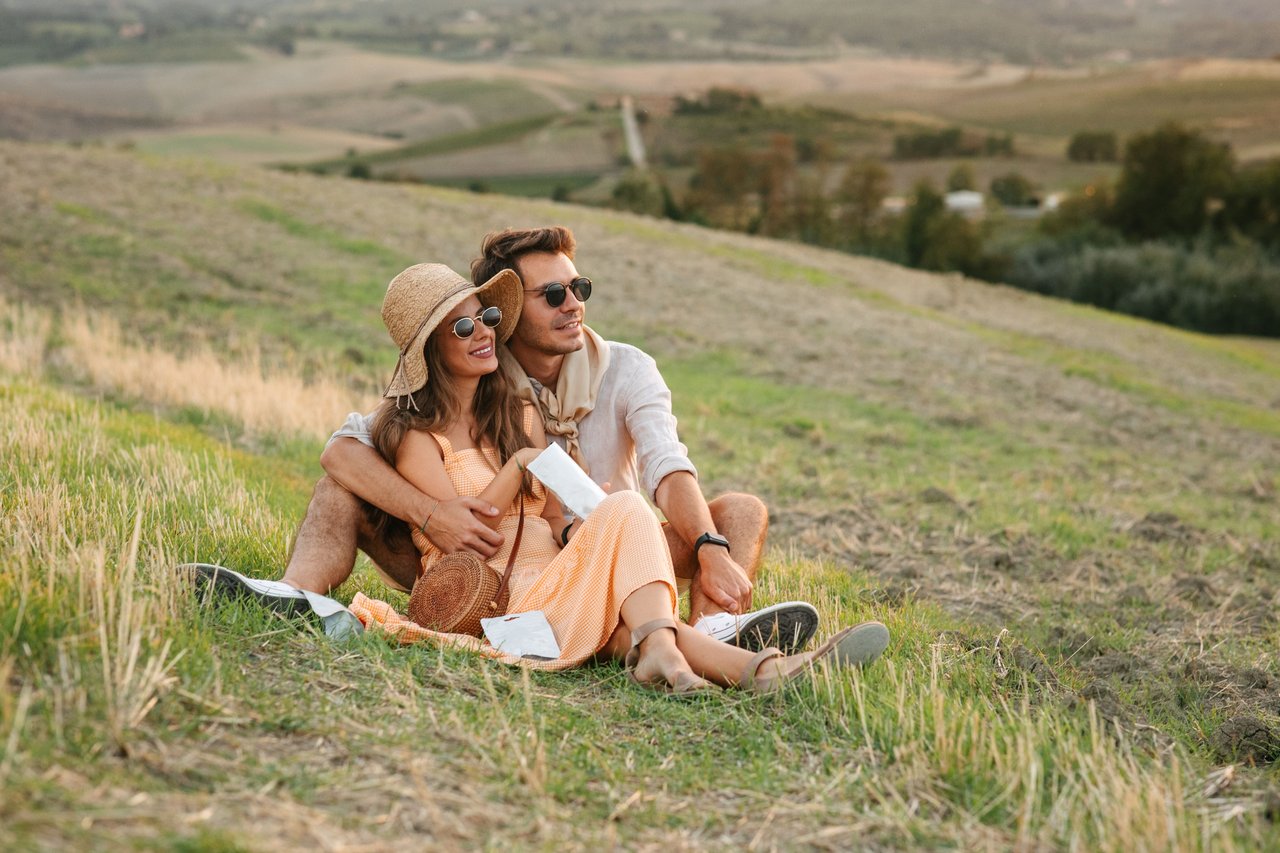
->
[282,475,419,594]
[667,492,769,623]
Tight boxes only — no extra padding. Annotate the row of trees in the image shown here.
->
[611,122,1280,336]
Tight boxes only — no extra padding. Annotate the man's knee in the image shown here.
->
[309,474,364,520]
[709,492,769,531]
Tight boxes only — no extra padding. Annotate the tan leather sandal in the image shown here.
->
[624,618,715,696]
[739,620,890,694]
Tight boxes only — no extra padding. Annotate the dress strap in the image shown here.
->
[427,431,453,457]
[521,401,539,436]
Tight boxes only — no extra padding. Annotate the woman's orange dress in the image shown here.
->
[349,412,678,671]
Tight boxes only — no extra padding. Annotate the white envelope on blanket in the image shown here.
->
[481,611,561,660]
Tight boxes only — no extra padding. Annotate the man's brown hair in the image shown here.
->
[471,226,576,286]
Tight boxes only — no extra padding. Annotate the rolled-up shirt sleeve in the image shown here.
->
[325,410,376,450]
[622,351,697,499]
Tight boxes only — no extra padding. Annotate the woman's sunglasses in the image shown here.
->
[525,276,592,308]
[451,305,503,339]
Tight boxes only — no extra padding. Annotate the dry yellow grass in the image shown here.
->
[2,296,374,442]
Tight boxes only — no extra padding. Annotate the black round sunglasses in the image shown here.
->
[524,276,592,308]
[451,305,502,339]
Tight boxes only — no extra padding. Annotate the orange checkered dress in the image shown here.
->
[349,407,678,670]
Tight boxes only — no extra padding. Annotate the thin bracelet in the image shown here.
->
[560,523,572,546]
[417,499,439,536]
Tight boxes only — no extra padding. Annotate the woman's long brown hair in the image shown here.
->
[370,330,534,518]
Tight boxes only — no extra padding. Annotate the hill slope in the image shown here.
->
[2,141,1279,848]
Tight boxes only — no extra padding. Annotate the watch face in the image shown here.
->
[697,532,730,552]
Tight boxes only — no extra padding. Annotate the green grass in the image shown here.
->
[2,363,1270,848]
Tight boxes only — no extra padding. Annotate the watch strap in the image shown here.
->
[693,532,731,556]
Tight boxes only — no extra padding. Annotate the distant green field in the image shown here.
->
[73,32,249,65]
[306,113,560,173]
[423,171,601,198]
[391,77,571,126]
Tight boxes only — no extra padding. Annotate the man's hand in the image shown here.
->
[697,547,753,614]
[425,496,503,557]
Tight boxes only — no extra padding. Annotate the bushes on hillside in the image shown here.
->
[1066,131,1118,163]
[1009,238,1280,336]
[893,127,1014,159]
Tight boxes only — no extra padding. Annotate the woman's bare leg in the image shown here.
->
[672,623,760,687]
[618,581,703,687]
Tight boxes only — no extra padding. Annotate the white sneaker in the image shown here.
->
[180,563,363,640]
[692,601,820,654]
[181,563,308,612]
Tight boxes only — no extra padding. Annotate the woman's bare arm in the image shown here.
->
[523,414,569,547]
[473,446,542,529]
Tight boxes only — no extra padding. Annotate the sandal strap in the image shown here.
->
[630,617,678,651]
[624,618,678,670]
[738,646,784,691]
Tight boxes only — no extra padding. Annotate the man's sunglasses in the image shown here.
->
[451,305,503,339]
[524,276,592,308]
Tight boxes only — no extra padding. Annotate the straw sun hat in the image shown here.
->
[381,263,522,398]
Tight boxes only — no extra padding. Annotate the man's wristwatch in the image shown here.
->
[693,532,731,557]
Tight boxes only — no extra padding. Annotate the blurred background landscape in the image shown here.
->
[2,2,1280,849]
[3,0,1280,335]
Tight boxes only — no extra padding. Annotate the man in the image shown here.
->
[196,226,818,653]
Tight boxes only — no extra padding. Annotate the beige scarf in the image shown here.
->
[501,326,610,474]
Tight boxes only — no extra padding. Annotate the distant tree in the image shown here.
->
[551,184,572,202]
[790,175,834,246]
[990,171,1037,206]
[902,180,987,274]
[1040,182,1117,239]
[893,127,1013,159]
[673,87,762,115]
[946,163,977,192]
[757,133,798,236]
[611,170,664,217]
[684,144,756,230]
[903,181,947,266]
[983,133,1015,157]
[894,127,964,159]
[1067,130,1118,162]
[1110,122,1234,240]
[834,158,890,244]
[1222,158,1280,249]
[346,162,371,180]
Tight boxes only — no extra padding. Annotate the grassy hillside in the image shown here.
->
[2,140,1279,848]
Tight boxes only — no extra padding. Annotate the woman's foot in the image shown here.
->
[740,621,890,694]
[625,619,714,695]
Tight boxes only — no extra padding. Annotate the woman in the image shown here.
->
[352,262,889,694]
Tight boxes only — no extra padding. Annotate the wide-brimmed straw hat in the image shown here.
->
[381,263,522,398]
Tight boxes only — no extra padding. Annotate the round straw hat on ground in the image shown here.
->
[381,263,522,398]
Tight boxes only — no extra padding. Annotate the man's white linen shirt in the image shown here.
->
[327,342,697,500]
